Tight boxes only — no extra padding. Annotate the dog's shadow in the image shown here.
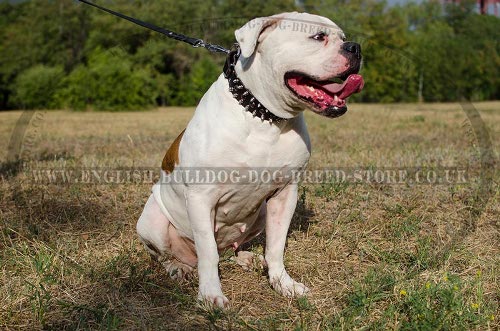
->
[240,194,315,251]
[289,193,316,233]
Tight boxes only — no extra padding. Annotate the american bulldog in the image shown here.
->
[137,12,364,307]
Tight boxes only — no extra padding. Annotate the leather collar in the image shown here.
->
[223,44,286,124]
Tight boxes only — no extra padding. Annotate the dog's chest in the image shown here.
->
[211,122,310,220]
[241,126,309,168]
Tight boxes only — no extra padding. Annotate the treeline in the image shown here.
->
[0,0,498,110]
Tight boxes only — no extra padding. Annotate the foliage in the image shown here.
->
[0,0,498,110]
[12,65,64,109]
[176,56,221,106]
[56,48,156,111]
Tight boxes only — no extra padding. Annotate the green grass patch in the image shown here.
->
[330,269,496,330]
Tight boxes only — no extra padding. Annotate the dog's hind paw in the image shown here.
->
[230,251,265,271]
[162,259,194,281]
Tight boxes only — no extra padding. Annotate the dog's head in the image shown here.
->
[235,12,364,119]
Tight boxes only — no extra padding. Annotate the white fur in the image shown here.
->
[137,12,353,307]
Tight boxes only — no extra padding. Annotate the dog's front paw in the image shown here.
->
[198,286,229,308]
[269,271,310,298]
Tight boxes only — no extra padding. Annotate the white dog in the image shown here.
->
[137,12,364,307]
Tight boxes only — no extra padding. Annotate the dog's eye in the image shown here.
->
[311,32,327,41]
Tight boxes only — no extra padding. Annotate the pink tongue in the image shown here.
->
[319,74,364,99]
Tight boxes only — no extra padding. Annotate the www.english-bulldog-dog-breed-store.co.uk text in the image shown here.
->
[137,12,364,307]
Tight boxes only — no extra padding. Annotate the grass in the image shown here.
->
[0,102,498,330]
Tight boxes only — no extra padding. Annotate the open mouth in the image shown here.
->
[285,72,364,118]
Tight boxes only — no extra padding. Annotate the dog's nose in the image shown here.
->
[342,42,361,59]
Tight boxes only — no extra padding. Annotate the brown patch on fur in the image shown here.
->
[161,129,185,173]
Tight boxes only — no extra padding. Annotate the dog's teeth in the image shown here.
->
[307,86,315,92]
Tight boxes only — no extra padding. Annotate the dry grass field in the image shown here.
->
[0,102,498,330]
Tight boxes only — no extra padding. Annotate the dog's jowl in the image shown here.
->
[137,12,364,307]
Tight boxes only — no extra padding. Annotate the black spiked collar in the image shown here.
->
[223,44,286,124]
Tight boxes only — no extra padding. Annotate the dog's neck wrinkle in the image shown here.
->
[239,55,254,72]
[215,77,300,137]
[224,49,286,124]
[235,57,299,120]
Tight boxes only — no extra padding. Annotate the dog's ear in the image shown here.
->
[235,17,280,58]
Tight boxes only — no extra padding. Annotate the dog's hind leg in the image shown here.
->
[137,194,197,280]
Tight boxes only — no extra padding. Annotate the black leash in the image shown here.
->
[77,0,230,54]
[78,0,286,124]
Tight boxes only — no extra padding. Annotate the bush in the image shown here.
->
[57,47,156,111]
[12,65,64,109]
[175,57,221,106]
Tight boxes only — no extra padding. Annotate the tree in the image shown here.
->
[57,48,155,111]
[12,65,64,109]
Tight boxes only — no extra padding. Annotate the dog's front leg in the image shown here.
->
[186,192,228,307]
[265,184,310,297]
